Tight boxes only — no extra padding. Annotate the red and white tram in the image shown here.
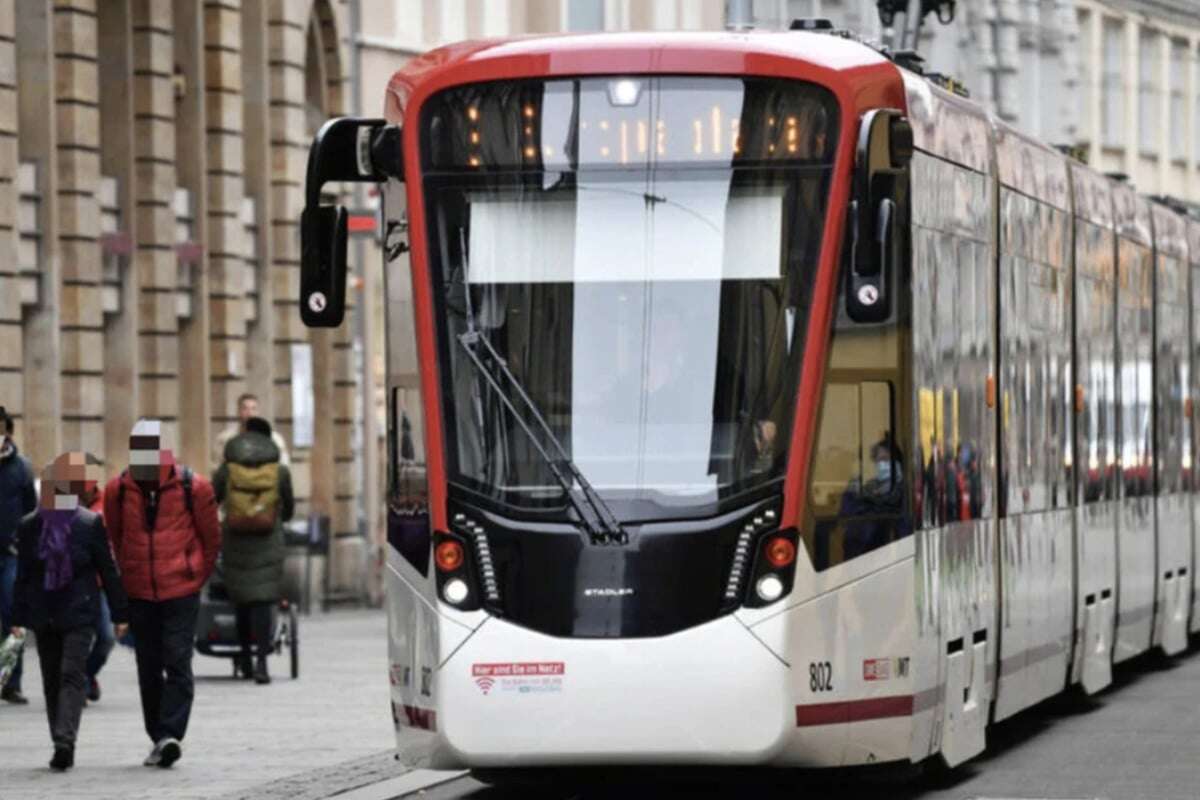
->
[299,23,1200,774]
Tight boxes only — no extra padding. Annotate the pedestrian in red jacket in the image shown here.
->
[103,419,219,769]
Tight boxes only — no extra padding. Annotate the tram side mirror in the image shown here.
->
[846,110,911,324]
[301,117,403,327]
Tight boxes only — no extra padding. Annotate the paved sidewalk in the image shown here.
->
[0,609,399,800]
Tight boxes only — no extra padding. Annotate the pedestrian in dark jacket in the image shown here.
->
[213,417,294,684]
[0,405,37,704]
[81,453,114,702]
[10,452,129,771]
[103,419,220,769]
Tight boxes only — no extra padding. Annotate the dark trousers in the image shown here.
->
[235,602,273,660]
[35,626,95,749]
[128,593,199,743]
[86,593,114,680]
[0,552,22,691]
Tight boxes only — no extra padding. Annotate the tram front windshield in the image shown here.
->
[421,76,840,520]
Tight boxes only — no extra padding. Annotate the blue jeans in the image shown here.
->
[0,553,22,692]
[86,593,115,681]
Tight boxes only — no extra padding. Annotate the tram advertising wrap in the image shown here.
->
[298,28,1200,778]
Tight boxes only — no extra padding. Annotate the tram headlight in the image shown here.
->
[443,577,470,606]
[755,574,785,603]
[607,78,642,107]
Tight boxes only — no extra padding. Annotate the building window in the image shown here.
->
[1195,46,1200,163]
[1101,19,1124,148]
[1169,39,1187,163]
[566,0,604,31]
[1195,46,1200,164]
[1138,28,1159,157]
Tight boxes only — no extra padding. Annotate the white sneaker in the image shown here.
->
[143,741,163,767]
[158,737,182,768]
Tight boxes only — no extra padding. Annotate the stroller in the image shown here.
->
[194,558,300,679]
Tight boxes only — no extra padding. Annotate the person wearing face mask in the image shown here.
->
[871,445,899,487]
[103,419,220,769]
[10,452,129,771]
[842,438,907,560]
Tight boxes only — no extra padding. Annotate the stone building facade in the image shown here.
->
[745,0,1200,202]
[0,0,360,595]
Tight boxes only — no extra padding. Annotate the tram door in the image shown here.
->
[899,73,997,766]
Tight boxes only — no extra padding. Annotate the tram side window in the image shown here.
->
[803,380,910,570]
[383,177,433,575]
[909,153,993,529]
[1117,240,1154,499]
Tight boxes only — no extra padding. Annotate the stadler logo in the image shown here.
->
[583,587,634,597]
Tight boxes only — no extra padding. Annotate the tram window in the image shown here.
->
[422,76,838,519]
[804,380,908,570]
[387,387,432,575]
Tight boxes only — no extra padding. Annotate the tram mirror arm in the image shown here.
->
[300,117,403,328]
[845,109,910,324]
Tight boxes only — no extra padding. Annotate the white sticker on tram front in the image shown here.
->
[863,656,911,681]
[472,662,565,696]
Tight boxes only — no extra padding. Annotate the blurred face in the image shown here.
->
[129,435,164,484]
[41,452,88,510]
[238,398,259,425]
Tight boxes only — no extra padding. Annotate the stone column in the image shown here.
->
[174,0,211,472]
[131,0,180,447]
[1125,18,1139,179]
[98,0,139,477]
[204,0,249,468]
[267,1,312,512]
[0,0,19,422]
[17,0,62,466]
[54,0,104,459]
[316,0,361,592]
[241,0,274,412]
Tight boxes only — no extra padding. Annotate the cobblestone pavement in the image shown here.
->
[0,609,402,800]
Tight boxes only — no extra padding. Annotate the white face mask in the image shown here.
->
[53,493,79,511]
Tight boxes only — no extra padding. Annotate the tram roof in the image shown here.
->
[385,30,902,121]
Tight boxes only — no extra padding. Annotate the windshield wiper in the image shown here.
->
[456,329,628,545]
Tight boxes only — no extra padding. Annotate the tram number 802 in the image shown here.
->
[808,661,834,692]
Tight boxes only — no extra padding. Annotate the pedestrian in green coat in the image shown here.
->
[212,417,294,683]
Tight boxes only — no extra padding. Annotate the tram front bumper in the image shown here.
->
[431,613,791,767]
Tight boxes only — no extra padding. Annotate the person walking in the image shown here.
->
[80,454,113,702]
[10,452,129,771]
[104,419,220,768]
[212,393,290,473]
[213,417,294,684]
[0,406,37,705]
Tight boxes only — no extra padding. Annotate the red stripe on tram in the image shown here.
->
[795,695,915,727]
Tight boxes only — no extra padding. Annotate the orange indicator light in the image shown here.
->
[435,540,464,572]
[764,536,796,569]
